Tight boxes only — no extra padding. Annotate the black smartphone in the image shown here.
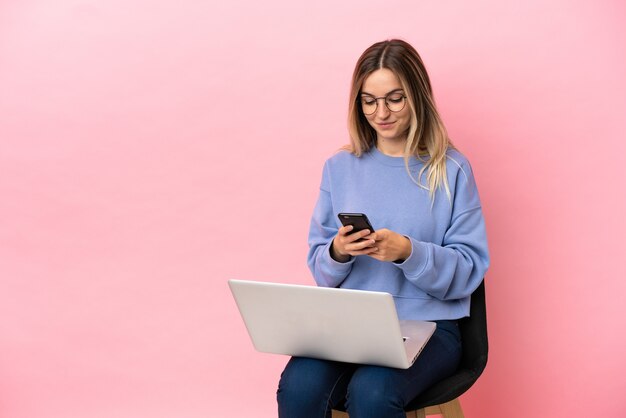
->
[337,213,375,234]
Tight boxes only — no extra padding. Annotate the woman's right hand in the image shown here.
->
[330,225,377,262]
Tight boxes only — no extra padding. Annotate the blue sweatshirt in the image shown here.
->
[307,146,490,320]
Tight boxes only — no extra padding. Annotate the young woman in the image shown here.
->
[277,39,490,418]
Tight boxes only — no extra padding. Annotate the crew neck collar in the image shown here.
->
[368,146,423,167]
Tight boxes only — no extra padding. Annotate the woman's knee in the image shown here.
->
[278,358,322,405]
[345,367,405,417]
[277,357,351,417]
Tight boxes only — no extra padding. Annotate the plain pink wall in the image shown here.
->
[1,1,625,417]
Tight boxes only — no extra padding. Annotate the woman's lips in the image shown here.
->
[377,121,395,129]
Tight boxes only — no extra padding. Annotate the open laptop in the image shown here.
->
[228,279,436,369]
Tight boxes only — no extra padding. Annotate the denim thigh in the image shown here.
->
[277,320,461,418]
[345,320,462,418]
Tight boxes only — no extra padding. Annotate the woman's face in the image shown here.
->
[360,68,412,145]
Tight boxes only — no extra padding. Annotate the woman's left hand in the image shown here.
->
[367,229,412,263]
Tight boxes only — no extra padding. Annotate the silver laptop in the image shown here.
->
[228,279,436,369]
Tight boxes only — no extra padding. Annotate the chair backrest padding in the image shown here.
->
[459,280,488,375]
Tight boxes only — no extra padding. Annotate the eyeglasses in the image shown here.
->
[360,91,407,115]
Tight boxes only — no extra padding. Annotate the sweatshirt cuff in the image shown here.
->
[319,242,354,286]
[393,237,430,278]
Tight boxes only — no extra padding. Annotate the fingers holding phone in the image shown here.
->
[365,228,412,263]
[330,213,378,262]
[331,225,377,262]
[331,213,412,263]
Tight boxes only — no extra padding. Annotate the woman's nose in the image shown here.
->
[375,99,391,118]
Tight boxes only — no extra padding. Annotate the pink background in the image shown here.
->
[1,1,625,417]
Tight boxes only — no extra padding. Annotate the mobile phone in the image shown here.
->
[337,213,375,234]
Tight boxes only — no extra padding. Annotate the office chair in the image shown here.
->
[332,280,488,418]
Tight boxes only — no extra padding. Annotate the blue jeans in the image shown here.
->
[277,320,462,418]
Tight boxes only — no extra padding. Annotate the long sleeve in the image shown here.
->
[394,160,490,300]
[307,165,355,287]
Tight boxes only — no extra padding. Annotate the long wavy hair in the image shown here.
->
[346,39,453,200]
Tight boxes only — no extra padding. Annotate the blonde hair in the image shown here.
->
[346,39,453,200]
